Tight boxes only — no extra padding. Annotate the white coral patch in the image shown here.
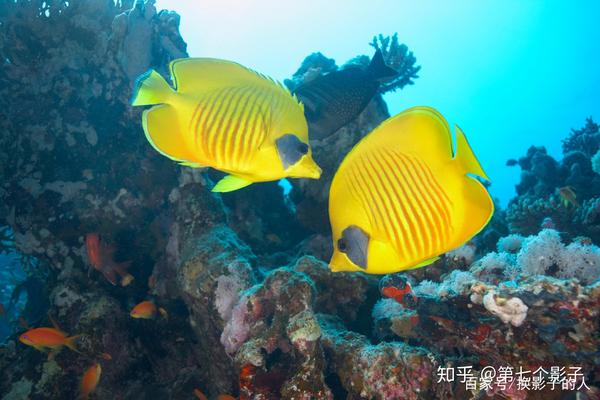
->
[483,291,528,327]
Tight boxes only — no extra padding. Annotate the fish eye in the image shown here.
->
[297,142,309,155]
[337,238,347,251]
[276,134,309,169]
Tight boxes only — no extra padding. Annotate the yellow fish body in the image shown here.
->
[131,58,321,192]
[328,106,494,274]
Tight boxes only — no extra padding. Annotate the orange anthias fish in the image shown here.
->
[193,389,208,400]
[85,233,134,286]
[80,363,102,400]
[19,327,80,354]
[130,301,158,319]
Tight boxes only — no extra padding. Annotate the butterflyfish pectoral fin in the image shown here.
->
[212,175,253,192]
[142,105,198,163]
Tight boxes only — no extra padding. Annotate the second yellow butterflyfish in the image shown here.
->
[131,58,322,192]
[328,106,494,274]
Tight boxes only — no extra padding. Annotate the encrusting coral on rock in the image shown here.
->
[0,1,599,399]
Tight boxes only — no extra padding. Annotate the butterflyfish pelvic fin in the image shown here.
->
[212,175,253,192]
[131,70,174,106]
[454,124,490,182]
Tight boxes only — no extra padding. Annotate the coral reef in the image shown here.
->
[507,118,600,242]
[0,1,598,399]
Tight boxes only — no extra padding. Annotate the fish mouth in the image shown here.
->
[301,160,322,179]
[307,165,322,179]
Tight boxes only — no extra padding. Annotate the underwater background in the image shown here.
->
[0,1,599,399]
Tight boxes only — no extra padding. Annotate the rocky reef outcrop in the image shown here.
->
[506,118,600,242]
[0,1,599,399]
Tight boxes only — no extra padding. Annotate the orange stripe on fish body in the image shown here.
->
[329,106,494,274]
[80,363,102,400]
[131,58,321,192]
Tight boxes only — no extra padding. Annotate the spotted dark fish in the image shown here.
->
[293,49,398,140]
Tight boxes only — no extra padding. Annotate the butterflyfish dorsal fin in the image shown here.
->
[348,106,454,168]
[169,58,295,103]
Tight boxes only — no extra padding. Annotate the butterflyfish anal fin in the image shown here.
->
[212,175,253,192]
[142,105,198,163]
[405,256,440,271]
[454,124,490,181]
[178,161,207,169]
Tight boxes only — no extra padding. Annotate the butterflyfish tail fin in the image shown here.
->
[454,125,490,182]
[131,70,174,106]
[212,175,253,192]
[64,335,82,353]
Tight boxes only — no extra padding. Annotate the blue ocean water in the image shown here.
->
[156,0,600,206]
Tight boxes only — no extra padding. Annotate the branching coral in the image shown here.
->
[562,117,599,157]
[516,228,564,276]
[369,33,420,94]
[467,229,600,285]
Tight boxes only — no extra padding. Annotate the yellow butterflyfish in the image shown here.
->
[131,58,322,192]
[328,106,494,274]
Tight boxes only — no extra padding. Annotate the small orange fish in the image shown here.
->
[194,389,208,400]
[130,301,157,319]
[217,395,236,400]
[558,186,580,208]
[85,233,134,286]
[19,327,80,354]
[80,363,102,399]
[99,352,112,361]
